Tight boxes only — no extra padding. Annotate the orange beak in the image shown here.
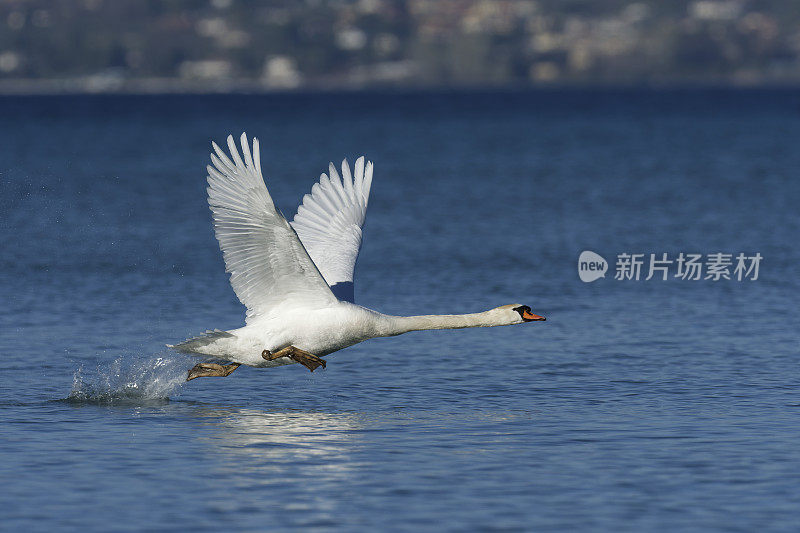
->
[522,310,546,321]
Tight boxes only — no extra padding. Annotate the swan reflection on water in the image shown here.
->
[192,407,362,491]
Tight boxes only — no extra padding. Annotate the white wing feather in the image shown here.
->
[291,157,373,298]
[207,133,337,322]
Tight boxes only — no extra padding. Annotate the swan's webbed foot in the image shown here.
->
[262,346,326,372]
[187,362,241,381]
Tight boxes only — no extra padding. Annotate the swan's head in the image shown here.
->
[495,304,546,325]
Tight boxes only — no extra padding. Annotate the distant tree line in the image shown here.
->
[0,0,799,91]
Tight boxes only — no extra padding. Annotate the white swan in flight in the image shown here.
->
[172,133,545,381]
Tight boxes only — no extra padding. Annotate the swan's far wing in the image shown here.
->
[290,157,373,303]
[207,134,337,322]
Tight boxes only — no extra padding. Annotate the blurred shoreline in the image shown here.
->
[2,77,800,96]
[4,1,800,95]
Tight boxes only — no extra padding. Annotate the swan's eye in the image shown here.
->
[512,305,531,318]
[513,305,545,322]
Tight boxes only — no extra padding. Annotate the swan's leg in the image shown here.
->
[262,346,326,372]
[187,362,241,381]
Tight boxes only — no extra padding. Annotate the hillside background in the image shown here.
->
[1,0,799,92]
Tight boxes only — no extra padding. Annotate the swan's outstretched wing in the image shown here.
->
[290,157,373,303]
[207,133,337,322]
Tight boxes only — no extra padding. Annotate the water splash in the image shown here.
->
[67,353,192,405]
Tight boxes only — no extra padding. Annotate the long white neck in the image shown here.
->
[377,310,508,337]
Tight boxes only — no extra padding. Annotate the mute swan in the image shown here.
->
[173,133,545,381]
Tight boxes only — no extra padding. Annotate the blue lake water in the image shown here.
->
[1,90,799,531]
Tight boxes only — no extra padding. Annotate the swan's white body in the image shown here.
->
[171,134,542,369]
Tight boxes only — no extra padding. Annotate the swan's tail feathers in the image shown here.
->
[168,329,235,354]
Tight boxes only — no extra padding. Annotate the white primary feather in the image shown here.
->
[291,156,373,298]
[206,133,337,322]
